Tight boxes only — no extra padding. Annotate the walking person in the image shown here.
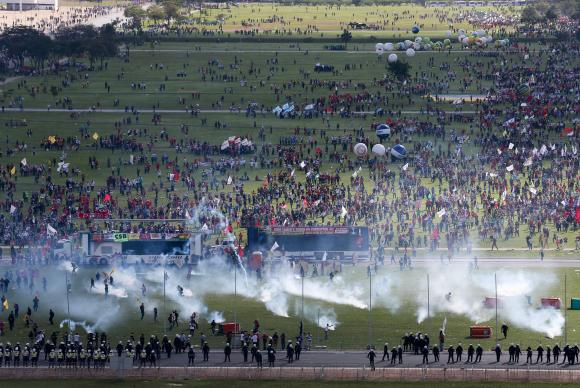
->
[367,347,376,371]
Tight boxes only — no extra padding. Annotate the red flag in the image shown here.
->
[103,193,111,202]
[173,171,180,181]
[563,127,574,136]
[576,207,580,224]
[302,198,308,207]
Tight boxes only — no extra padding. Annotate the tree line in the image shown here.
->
[0,24,118,73]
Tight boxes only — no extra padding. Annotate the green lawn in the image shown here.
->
[1,264,579,350]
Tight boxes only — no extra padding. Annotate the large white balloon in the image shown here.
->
[445,30,452,38]
[387,53,398,63]
[412,42,421,50]
[371,144,386,156]
[384,42,394,51]
[405,48,416,57]
[404,40,413,48]
[354,143,368,157]
[375,42,384,52]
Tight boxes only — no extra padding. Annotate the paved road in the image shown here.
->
[20,351,580,370]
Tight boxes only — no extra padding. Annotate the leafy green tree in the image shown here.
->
[545,7,558,20]
[147,5,166,24]
[520,6,539,23]
[340,29,352,45]
[163,2,180,22]
[388,61,411,80]
[124,5,146,28]
[0,26,51,70]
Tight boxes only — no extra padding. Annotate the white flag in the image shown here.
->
[508,143,514,150]
[47,224,57,236]
[20,158,27,166]
[540,145,547,155]
[529,187,537,195]
[341,206,348,218]
[515,148,519,155]
[270,241,279,252]
[227,176,232,185]
[572,146,577,155]
[322,252,327,262]
[185,209,191,219]
[506,165,514,172]
[9,205,16,214]
[497,148,502,155]
[550,144,556,151]
[129,154,134,165]
[299,161,306,169]
[201,223,209,232]
[290,169,295,177]
[489,173,498,178]
[523,158,533,167]
[402,163,409,171]
[437,208,446,217]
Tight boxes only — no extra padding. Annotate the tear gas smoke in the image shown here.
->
[415,264,564,338]
[295,301,339,330]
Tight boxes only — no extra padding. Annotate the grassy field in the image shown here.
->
[0,263,579,350]
[161,3,522,40]
[0,380,576,388]
[1,40,578,249]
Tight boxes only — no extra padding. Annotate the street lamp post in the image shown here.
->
[368,269,372,347]
[234,264,237,327]
[65,271,71,337]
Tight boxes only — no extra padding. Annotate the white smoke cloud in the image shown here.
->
[414,264,564,338]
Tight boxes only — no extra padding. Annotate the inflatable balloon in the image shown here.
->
[397,42,406,50]
[412,42,421,50]
[375,42,384,54]
[516,84,531,96]
[443,38,451,46]
[387,53,398,63]
[391,144,407,159]
[405,48,415,57]
[404,40,413,48]
[384,42,394,51]
[354,143,368,157]
[414,37,422,43]
[375,124,391,139]
[412,25,420,34]
[372,144,386,156]
[445,30,452,38]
